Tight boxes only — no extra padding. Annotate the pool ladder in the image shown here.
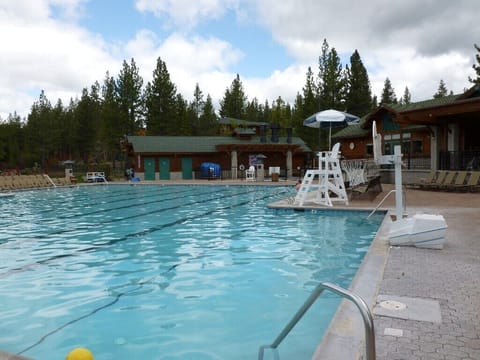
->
[258,282,376,360]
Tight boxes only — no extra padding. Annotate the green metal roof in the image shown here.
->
[128,135,311,153]
[386,93,461,112]
[331,123,370,140]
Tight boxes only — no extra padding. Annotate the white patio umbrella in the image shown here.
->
[303,109,360,149]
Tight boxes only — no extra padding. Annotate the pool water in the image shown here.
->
[0,185,384,360]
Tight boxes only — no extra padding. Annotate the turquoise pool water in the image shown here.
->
[0,185,384,360]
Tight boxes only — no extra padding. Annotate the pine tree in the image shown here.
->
[468,43,480,85]
[145,57,178,135]
[345,49,372,116]
[116,58,144,135]
[380,78,397,104]
[189,83,205,135]
[297,67,321,150]
[245,97,261,122]
[198,95,218,135]
[75,87,100,161]
[401,86,412,105]
[174,93,190,135]
[100,72,123,160]
[219,74,247,119]
[318,41,346,110]
[433,79,448,98]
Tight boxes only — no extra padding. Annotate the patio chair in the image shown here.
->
[420,170,447,190]
[408,170,436,189]
[443,171,467,191]
[245,166,255,181]
[435,171,456,191]
[455,171,480,192]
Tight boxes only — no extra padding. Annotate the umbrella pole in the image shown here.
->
[329,124,332,150]
[318,127,321,152]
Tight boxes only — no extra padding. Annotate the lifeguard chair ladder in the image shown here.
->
[294,143,348,207]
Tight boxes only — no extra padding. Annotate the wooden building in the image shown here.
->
[125,120,310,180]
[333,85,480,171]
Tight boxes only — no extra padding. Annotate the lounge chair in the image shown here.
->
[409,170,436,189]
[443,171,467,191]
[420,170,447,190]
[435,171,457,190]
[455,171,480,192]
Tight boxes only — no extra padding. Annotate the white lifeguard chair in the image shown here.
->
[245,165,256,181]
[294,143,348,207]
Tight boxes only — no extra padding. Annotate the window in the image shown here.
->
[366,144,373,156]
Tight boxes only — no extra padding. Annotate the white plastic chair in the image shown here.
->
[245,166,255,181]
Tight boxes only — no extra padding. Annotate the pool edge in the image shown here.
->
[311,211,391,360]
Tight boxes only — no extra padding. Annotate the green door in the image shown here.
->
[182,158,193,180]
[159,158,170,180]
[144,158,155,180]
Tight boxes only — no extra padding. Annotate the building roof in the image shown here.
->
[218,117,268,127]
[127,135,311,153]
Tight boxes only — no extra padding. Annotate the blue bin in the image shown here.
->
[200,162,221,179]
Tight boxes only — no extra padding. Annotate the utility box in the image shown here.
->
[256,163,264,181]
[269,166,280,182]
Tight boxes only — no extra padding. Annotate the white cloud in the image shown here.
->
[252,0,478,100]
[134,0,240,29]
[0,0,118,119]
[1,0,478,121]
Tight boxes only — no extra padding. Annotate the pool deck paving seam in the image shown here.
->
[1,181,479,360]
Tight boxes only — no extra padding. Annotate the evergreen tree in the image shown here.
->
[116,58,144,135]
[401,86,412,105]
[245,97,262,122]
[318,40,346,110]
[198,94,218,135]
[174,94,190,135]
[270,96,289,129]
[468,43,480,85]
[145,57,178,135]
[219,74,247,119]
[296,67,320,150]
[100,72,123,160]
[193,84,204,118]
[75,88,100,161]
[380,78,397,104]
[433,79,449,98]
[372,95,378,109]
[0,113,23,167]
[24,90,53,166]
[345,50,372,116]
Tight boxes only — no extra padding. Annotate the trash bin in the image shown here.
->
[271,173,279,182]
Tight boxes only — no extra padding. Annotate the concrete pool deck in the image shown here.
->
[1,181,479,359]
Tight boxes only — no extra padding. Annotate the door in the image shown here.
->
[144,158,155,180]
[181,158,193,180]
[159,157,170,180]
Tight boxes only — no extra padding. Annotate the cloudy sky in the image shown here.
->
[0,0,478,120]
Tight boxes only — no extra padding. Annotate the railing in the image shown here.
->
[258,282,376,360]
[366,188,407,220]
[439,150,480,170]
[43,174,57,188]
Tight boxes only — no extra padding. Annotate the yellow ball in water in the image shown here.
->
[66,347,94,360]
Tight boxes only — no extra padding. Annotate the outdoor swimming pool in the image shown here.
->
[0,185,384,359]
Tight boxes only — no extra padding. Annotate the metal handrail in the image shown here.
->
[43,174,57,188]
[366,188,407,220]
[258,282,375,360]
